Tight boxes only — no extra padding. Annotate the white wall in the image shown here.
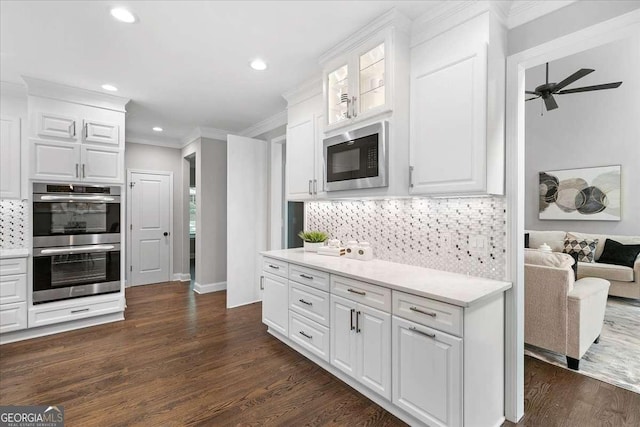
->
[525,34,640,235]
[124,141,185,277]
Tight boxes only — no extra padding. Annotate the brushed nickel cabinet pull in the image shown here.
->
[409,166,414,188]
[72,122,76,137]
[84,123,88,138]
[82,164,86,178]
[352,96,358,117]
[299,299,312,306]
[300,274,314,280]
[308,180,312,195]
[409,306,437,317]
[75,163,79,178]
[313,179,317,194]
[350,308,355,331]
[260,276,264,290]
[347,288,366,296]
[268,264,280,270]
[410,326,436,339]
[71,308,89,314]
[299,331,312,339]
[356,310,361,333]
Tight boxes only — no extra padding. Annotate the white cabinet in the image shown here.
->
[37,112,78,140]
[262,272,289,336]
[330,294,391,399]
[0,256,28,334]
[81,145,123,182]
[409,12,506,196]
[393,316,462,427]
[31,138,81,181]
[83,119,119,146]
[0,116,21,199]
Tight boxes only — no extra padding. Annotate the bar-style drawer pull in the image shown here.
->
[409,326,436,339]
[347,288,366,296]
[299,274,314,280]
[299,331,312,339]
[299,299,313,306]
[71,308,90,314]
[268,264,280,270]
[409,306,437,317]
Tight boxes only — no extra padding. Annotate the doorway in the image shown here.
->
[127,170,173,286]
[188,155,196,289]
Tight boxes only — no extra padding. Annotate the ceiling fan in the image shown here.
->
[525,62,622,111]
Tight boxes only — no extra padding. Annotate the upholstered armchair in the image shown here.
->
[524,249,610,370]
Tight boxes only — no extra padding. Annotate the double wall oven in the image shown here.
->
[32,183,121,304]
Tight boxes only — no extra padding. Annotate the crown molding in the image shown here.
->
[126,134,182,149]
[411,1,491,47]
[22,76,130,112]
[507,1,577,29]
[180,126,230,147]
[0,81,27,98]
[282,77,322,107]
[318,8,412,66]
[239,110,287,138]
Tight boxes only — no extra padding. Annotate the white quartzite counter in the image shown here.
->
[260,248,511,427]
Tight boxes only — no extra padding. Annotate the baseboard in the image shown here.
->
[0,312,124,345]
[193,281,226,294]
[172,273,191,282]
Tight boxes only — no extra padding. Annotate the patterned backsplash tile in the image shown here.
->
[306,197,507,280]
[0,200,28,249]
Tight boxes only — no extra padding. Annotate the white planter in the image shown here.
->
[303,241,325,252]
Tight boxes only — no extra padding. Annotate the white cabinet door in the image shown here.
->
[314,114,326,198]
[0,302,27,333]
[81,145,123,183]
[286,119,315,200]
[330,294,357,378]
[357,304,391,399]
[393,316,463,427]
[262,273,289,336]
[0,116,21,199]
[37,112,78,140]
[31,139,81,181]
[410,44,487,195]
[83,119,119,146]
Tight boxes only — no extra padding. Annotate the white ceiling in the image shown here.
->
[0,0,441,146]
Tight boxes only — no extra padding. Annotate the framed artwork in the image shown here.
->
[539,165,621,221]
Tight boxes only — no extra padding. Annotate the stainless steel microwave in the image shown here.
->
[323,121,388,192]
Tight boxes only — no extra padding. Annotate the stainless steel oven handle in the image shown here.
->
[40,245,116,255]
[39,195,116,202]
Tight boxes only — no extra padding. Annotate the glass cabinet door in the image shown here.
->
[358,43,385,114]
[327,64,350,125]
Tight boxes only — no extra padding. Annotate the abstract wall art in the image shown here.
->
[539,165,621,221]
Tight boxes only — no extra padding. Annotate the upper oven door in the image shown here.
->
[324,121,388,192]
[33,194,120,237]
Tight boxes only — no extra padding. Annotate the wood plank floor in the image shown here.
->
[1,282,638,426]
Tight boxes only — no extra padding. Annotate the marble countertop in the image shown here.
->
[0,248,30,259]
[261,249,511,308]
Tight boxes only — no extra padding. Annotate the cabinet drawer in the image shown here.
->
[289,281,330,327]
[393,291,463,337]
[0,274,27,304]
[289,264,329,292]
[0,302,27,333]
[289,311,330,362]
[263,257,288,278]
[29,296,123,328]
[0,257,27,276]
[331,275,391,312]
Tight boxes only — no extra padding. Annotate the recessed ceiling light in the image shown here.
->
[101,84,118,92]
[250,59,267,71]
[152,127,163,132]
[110,7,137,24]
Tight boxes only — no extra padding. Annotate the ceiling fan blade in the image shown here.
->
[525,96,540,101]
[556,82,622,94]
[525,90,538,95]
[543,95,558,111]
[553,68,595,92]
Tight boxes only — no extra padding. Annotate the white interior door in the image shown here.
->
[227,134,267,308]
[129,171,171,286]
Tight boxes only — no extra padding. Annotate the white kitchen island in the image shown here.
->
[260,248,511,427]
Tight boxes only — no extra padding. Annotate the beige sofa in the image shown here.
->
[527,230,640,299]
[524,249,610,370]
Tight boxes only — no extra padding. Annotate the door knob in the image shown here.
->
[163,232,169,236]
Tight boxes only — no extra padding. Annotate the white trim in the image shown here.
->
[507,1,577,29]
[126,135,182,149]
[22,76,130,112]
[126,169,174,287]
[180,126,230,147]
[239,110,287,138]
[193,281,227,294]
[282,77,323,107]
[0,81,27,98]
[0,312,124,345]
[226,298,261,309]
[172,273,190,282]
[503,8,640,423]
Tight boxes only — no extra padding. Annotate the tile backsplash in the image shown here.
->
[306,197,507,280]
[0,200,28,249]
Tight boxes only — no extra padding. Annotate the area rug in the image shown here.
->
[525,297,640,394]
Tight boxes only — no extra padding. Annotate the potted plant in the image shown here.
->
[298,230,329,252]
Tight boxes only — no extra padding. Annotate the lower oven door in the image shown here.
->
[33,244,121,304]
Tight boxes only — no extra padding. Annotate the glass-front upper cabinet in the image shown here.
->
[322,30,393,132]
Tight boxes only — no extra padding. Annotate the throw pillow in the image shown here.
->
[567,251,579,280]
[524,248,575,269]
[563,233,598,263]
[598,238,640,268]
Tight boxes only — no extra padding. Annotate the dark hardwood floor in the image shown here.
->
[1,282,638,426]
